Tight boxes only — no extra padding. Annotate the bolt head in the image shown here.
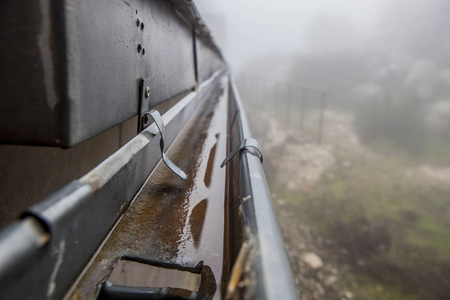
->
[145,86,150,98]
[143,114,149,125]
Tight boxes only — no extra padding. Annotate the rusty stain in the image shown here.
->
[175,85,229,295]
[68,77,229,299]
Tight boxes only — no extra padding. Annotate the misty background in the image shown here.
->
[197,0,450,160]
[196,1,450,300]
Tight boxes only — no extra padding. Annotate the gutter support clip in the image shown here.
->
[144,110,188,180]
[220,138,263,168]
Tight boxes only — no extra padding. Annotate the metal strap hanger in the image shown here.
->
[221,138,263,168]
[144,110,188,180]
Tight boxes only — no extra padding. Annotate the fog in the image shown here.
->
[196,1,450,299]
[196,0,381,73]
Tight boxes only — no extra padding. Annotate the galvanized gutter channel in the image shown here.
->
[0,70,225,300]
[67,73,230,299]
[224,77,298,299]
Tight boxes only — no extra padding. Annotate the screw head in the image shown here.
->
[145,86,150,98]
[143,114,149,125]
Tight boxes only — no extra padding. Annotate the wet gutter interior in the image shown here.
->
[68,75,230,300]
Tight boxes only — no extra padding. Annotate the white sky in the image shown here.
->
[195,0,383,71]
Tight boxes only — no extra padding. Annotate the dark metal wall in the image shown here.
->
[197,38,225,84]
[64,0,196,146]
[0,0,64,146]
[0,117,137,230]
[0,0,223,147]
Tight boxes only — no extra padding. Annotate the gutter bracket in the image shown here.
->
[220,138,263,168]
[138,78,152,132]
[144,110,188,180]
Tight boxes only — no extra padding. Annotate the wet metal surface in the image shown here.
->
[68,77,229,299]
[226,78,298,299]
[107,259,201,290]
[0,73,224,300]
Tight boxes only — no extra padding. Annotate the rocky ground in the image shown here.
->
[247,108,450,300]
[275,204,352,300]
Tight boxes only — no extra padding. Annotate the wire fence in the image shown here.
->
[236,73,329,143]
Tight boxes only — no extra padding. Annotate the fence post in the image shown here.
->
[286,85,292,124]
[300,88,306,131]
[318,92,327,144]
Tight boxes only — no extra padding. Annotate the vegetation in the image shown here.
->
[267,121,450,300]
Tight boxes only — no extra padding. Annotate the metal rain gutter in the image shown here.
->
[225,76,298,300]
[0,70,225,300]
